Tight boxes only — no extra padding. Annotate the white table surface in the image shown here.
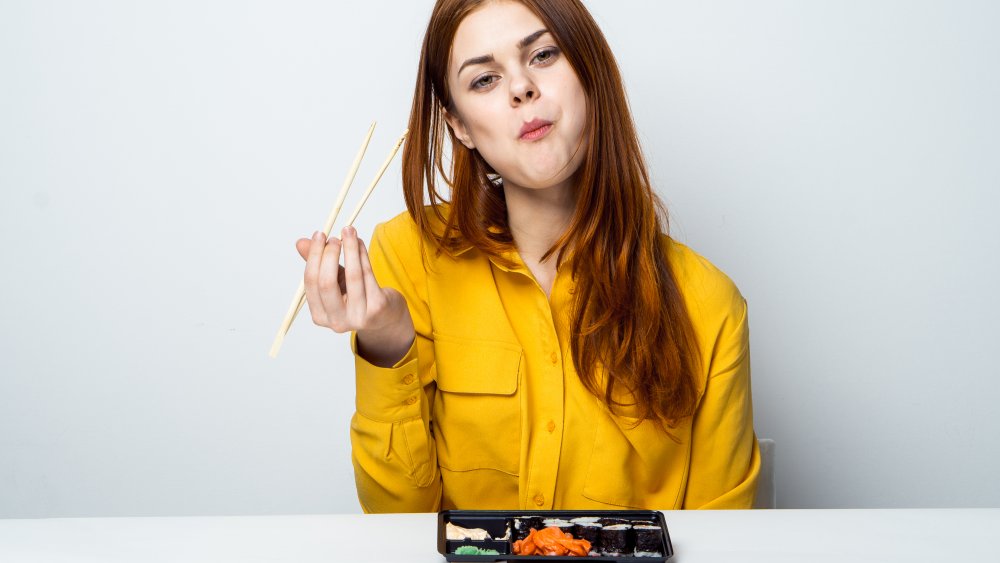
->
[0,509,996,562]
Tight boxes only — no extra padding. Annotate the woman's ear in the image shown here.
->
[442,107,476,150]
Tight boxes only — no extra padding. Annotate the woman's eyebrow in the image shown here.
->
[457,29,551,77]
[517,28,549,49]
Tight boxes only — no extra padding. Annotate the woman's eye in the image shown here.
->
[532,48,558,65]
[473,75,498,90]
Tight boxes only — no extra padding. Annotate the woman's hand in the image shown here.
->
[296,226,415,366]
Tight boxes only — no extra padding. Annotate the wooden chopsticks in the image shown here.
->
[269,123,408,358]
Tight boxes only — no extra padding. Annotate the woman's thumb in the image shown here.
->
[295,237,312,260]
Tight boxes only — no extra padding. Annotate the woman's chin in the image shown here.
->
[503,175,573,193]
[504,164,575,190]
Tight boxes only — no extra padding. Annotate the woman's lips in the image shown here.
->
[520,119,553,141]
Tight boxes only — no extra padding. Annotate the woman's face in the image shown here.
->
[444,0,589,191]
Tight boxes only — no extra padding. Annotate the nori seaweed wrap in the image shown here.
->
[633,525,663,557]
[572,521,602,550]
[513,518,530,541]
[513,516,544,541]
[599,523,633,556]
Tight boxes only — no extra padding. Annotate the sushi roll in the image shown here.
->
[513,517,530,541]
[599,517,630,527]
[599,523,633,556]
[571,521,602,552]
[633,525,663,557]
[513,516,544,541]
[542,518,574,536]
[569,517,601,525]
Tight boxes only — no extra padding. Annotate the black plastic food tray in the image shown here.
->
[438,509,674,562]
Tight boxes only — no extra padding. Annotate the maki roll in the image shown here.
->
[599,523,633,556]
[571,521,602,552]
[513,518,530,541]
[542,518,574,536]
[569,517,601,525]
[513,516,544,541]
[599,517,630,527]
[633,525,663,557]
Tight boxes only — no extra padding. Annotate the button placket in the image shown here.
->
[526,302,563,512]
[494,262,566,512]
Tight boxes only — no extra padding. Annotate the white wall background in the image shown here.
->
[1,0,997,518]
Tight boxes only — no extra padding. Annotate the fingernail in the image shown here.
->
[312,230,321,240]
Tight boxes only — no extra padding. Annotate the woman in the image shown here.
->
[297,0,760,512]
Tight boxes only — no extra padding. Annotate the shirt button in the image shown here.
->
[533,493,545,506]
[402,373,415,385]
[403,396,417,406]
[549,351,558,365]
[546,420,556,433]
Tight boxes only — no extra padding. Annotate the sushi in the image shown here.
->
[439,510,670,561]
[571,520,602,552]
[633,524,663,557]
[599,523,633,556]
[513,516,544,541]
[542,518,575,536]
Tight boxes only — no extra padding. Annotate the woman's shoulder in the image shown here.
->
[372,205,463,267]
[374,205,448,246]
[661,235,747,328]
[374,208,421,243]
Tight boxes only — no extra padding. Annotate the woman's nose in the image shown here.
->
[512,89,535,104]
[510,75,538,106]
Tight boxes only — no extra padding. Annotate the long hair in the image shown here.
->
[402,0,702,427]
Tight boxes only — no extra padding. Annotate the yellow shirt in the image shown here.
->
[350,209,760,512]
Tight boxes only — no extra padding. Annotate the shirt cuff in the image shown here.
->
[351,331,422,422]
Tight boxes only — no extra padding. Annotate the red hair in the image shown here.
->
[402,0,701,426]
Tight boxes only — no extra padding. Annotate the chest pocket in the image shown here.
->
[582,409,693,510]
[432,333,522,475]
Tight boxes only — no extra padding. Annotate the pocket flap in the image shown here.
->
[433,335,522,395]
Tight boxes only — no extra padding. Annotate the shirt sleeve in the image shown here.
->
[683,296,762,509]
[349,219,442,513]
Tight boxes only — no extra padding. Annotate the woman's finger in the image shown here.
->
[303,231,328,326]
[318,235,346,323]
[340,226,367,323]
[358,239,382,300]
[295,238,312,261]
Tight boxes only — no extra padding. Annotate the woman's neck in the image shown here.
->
[503,178,575,264]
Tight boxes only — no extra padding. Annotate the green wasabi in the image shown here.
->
[453,545,500,555]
